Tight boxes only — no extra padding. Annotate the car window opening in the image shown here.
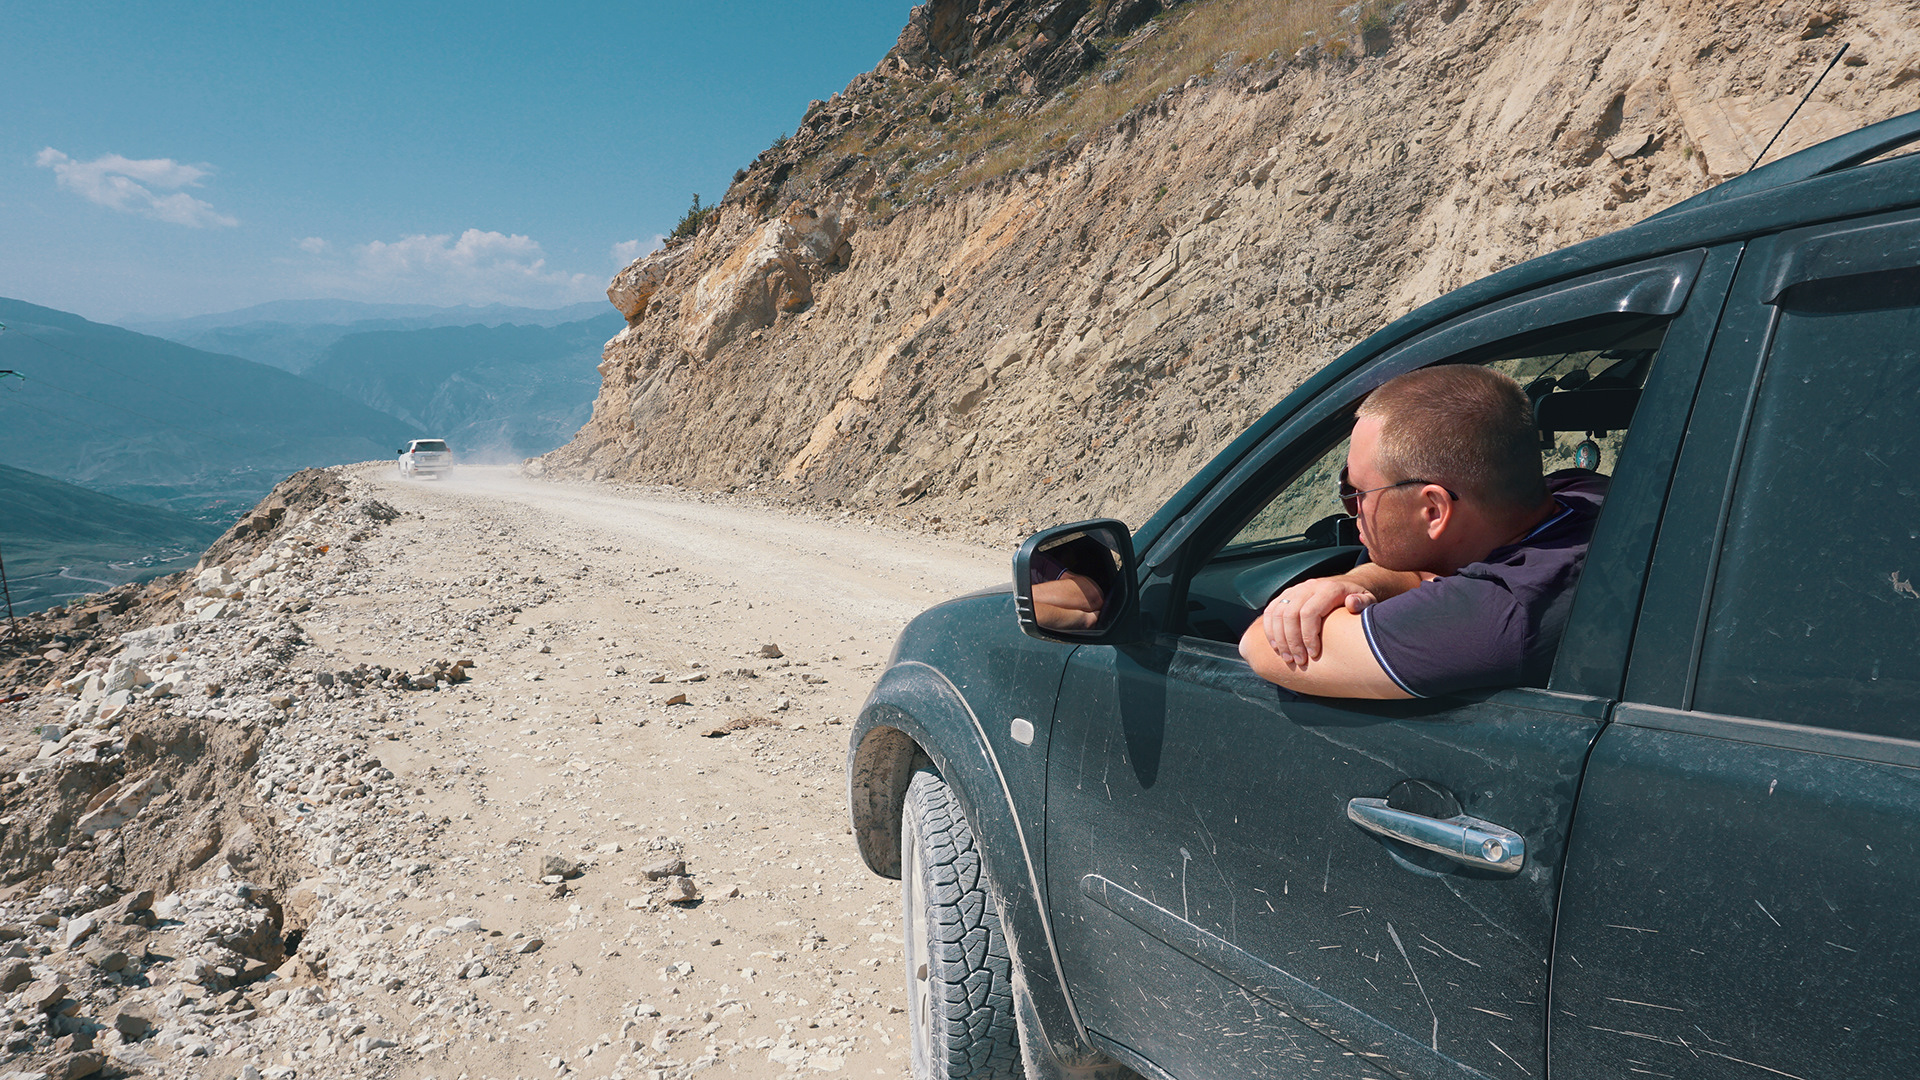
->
[1181,318,1672,647]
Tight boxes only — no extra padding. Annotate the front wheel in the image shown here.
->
[902,769,1022,1080]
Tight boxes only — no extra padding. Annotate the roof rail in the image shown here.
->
[1646,106,1920,222]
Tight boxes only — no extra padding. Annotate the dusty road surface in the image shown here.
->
[303,464,1007,1079]
[0,463,1013,1080]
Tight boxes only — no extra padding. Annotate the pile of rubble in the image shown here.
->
[0,469,521,1080]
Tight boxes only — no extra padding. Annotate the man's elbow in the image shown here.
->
[1238,623,1295,685]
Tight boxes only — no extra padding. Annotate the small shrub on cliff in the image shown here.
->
[670,194,716,241]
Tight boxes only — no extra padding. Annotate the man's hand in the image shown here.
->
[1261,563,1432,667]
[1033,571,1104,630]
[1238,608,1410,699]
[1262,575,1378,669]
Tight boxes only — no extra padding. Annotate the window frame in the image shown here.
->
[1631,207,1920,730]
[1136,251,1715,694]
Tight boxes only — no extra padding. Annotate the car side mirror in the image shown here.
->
[1012,519,1141,645]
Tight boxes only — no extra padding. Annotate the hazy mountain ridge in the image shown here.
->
[125,299,611,373]
[0,296,421,517]
[302,312,626,458]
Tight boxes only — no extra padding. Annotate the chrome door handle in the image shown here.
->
[1346,798,1526,874]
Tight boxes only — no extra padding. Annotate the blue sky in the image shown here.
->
[2,1,915,322]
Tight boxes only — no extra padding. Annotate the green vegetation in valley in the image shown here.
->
[0,462,222,613]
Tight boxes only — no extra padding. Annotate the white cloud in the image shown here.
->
[36,148,239,228]
[303,228,597,307]
[611,236,666,265]
[295,236,329,254]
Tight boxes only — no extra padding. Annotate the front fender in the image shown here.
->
[849,659,1107,1074]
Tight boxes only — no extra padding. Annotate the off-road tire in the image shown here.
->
[902,768,1022,1080]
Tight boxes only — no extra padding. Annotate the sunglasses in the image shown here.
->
[1338,465,1460,517]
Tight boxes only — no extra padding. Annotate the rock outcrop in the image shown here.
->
[552,0,1920,530]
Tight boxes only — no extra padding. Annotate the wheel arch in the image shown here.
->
[849,661,1123,1078]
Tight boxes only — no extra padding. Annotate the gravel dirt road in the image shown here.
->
[312,464,1006,1078]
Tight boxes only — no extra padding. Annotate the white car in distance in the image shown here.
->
[397,439,453,479]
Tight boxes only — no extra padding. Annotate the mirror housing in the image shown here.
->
[1012,519,1142,645]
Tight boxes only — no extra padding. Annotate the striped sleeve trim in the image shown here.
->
[1361,605,1424,698]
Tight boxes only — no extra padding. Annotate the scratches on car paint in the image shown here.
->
[1586,1025,1813,1080]
[1386,922,1439,1052]
[1296,721,1402,771]
[1487,1038,1532,1075]
[1752,899,1782,927]
[1442,878,1534,952]
[1179,846,1192,922]
[1080,873,1495,1080]
[1186,802,1238,940]
[1604,997,1685,1012]
[1419,933,1482,968]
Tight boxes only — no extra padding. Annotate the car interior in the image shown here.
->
[1180,317,1672,644]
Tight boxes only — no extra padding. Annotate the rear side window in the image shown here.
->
[1693,266,1920,736]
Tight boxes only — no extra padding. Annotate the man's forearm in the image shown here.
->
[1345,561,1424,601]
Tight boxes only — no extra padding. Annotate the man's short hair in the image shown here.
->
[1357,365,1545,511]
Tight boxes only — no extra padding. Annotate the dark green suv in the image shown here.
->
[849,111,1920,1080]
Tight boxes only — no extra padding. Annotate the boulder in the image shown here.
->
[609,245,692,324]
[642,857,686,881]
[193,566,233,596]
[681,207,854,360]
[541,854,584,879]
[100,656,148,695]
[74,775,165,836]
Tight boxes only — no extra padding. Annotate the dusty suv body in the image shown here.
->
[397,439,453,479]
[851,111,1920,1080]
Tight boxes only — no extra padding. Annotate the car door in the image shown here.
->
[1040,247,1742,1080]
[1550,209,1920,1078]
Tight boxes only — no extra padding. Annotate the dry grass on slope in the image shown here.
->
[943,0,1395,190]
[811,0,1397,210]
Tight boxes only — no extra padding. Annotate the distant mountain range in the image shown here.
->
[0,296,422,517]
[0,462,223,613]
[125,299,611,374]
[303,312,624,459]
[1,295,621,600]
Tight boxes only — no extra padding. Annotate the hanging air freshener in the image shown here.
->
[1575,438,1602,471]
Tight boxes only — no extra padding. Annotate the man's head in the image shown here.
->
[1347,365,1549,573]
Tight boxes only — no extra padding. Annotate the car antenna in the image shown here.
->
[1747,42,1850,173]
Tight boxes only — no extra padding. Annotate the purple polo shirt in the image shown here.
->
[1360,469,1609,698]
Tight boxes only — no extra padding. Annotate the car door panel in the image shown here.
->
[1554,208,1920,1078]
[1038,249,1742,1080]
[1551,707,1920,1078]
[1045,639,1602,1080]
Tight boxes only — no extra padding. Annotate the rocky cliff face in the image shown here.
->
[548,0,1920,531]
